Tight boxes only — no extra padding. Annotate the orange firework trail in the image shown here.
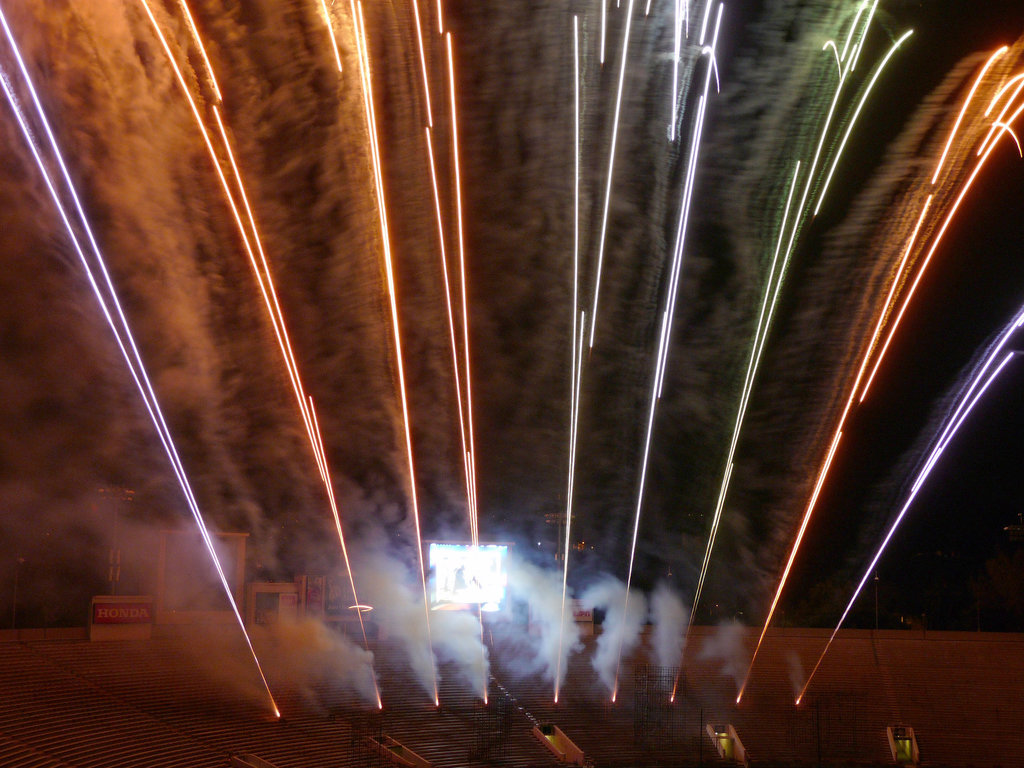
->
[138,0,381,707]
[411,0,434,127]
[352,0,439,705]
[317,0,344,73]
[178,0,222,101]
[738,44,1024,703]
[447,32,481,545]
[425,127,475,535]
[444,31,489,703]
[0,4,281,718]
[427,119,489,704]
[859,46,1010,401]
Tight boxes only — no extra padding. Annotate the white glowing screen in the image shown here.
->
[429,543,508,612]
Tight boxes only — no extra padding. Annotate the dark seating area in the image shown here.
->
[0,625,1022,766]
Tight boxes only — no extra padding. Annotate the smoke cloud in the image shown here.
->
[357,550,489,700]
[650,581,688,669]
[698,621,748,692]
[257,618,378,708]
[506,555,582,689]
[355,551,437,697]
[786,650,805,698]
[580,576,647,694]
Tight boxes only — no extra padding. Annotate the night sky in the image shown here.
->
[1,0,1023,631]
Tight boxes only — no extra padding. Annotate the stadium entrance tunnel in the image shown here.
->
[706,723,749,765]
[533,723,585,765]
[888,725,920,764]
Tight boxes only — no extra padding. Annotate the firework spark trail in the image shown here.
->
[730,56,1010,688]
[813,30,915,216]
[860,85,1024,403]
[687,2,904,659]
[353,0,438,705]
[178,0,223,99]
[572,15,581,503]
[306,395,378,691]
[137,0,382,704]
[601,0,607,65]
[741,51,1024,704]
[681,158,800,664]
[447,32,481,546]
[688,4,877,627]
[0,9,281,718]
[404,16,477,546]
[977,73,1024,154]
[444,31,489,702]
[797,308,1024,705]
[735,429,842,703]
[555,311,585,703]
[770,2,880,300]
[410,0,434,127]
[317,0,344,73]
[846,50,1006,412]
[425,127,474,536]
[657,7,722,398]
[931,48,1008,185]
[609,3,723,704]
[589,0,635,349]
[668,0,692,141]
[555,15,582,704]
[735,26,914,704]
[138,1,324,501]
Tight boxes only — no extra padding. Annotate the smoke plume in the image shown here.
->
[698,621,748,692]
[650,581,688,669]
[506,555,582,689]
[580,576,647,694]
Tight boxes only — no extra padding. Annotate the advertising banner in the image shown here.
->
[92,601,153,624]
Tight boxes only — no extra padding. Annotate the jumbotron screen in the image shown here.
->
[428,543,508,612]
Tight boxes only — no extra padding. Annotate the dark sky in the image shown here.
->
[1,0,1024,629]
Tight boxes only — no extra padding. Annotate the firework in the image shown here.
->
[317,0,344,73]
[411,0,434,127]
[137,0,382,705]
[612,2,723,703]
[425,127,474,536]
[555,14,583,704]
[740,44,1024,702]
[353,0,438,705]
[797,305,1024,704]
[685,3,913,690]
[589,0,636,349]
[447,32,481,544]
[0,4,280,718]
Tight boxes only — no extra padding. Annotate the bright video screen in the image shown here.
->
[429,543,508,612]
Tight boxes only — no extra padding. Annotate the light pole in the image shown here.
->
[873,572,879,631]
[11,557,25,630]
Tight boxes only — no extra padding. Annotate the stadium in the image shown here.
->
[3,3,1024,767]
[2,621,1023,766]
[2,530,1023,768]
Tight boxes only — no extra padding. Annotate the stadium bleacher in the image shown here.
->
[0,625,1022,767]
